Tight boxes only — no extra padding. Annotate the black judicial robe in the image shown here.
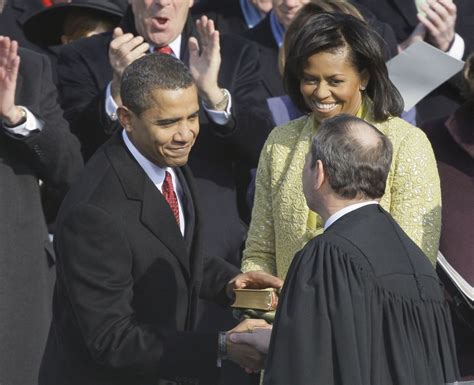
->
[264,205,459,385]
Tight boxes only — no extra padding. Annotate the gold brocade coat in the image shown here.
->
[242,112,441,279]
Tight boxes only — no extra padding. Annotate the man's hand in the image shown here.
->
[230,327,273,354]
[188,16,224,109]
[0,36,22,126]
[226,271,284,299]
[109,28,149,104]
[418,0,457,52]
[226,319,270,373]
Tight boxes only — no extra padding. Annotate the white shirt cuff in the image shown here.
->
[3,106,44,136]
[105,82,119,121]
[202,93,232,125]
[446,33,465,60]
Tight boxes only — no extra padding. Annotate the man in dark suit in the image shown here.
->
[0,35,83,385]
[39,53,282,385]
[57,0,270,274]
[353,0,474,124]
[232,114,459,385]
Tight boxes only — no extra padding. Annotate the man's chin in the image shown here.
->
[165,155,190,168]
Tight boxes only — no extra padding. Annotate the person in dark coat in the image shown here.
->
[38,53,282,385]
[55,8,272,381]
[55,0,269,263]
[0,35,83,385]
[234,114,459,385]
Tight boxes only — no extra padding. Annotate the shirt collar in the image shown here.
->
[122,130,167,186]
[149,34,182,60]
[324,201,379,230]
[240,0,265,28]
[269,10,285,47]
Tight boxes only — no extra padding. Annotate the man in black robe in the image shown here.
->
[232,114,459,385]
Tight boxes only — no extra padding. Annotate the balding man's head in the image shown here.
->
[308,114,393,200]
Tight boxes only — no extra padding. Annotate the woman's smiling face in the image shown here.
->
[299,46,369,123]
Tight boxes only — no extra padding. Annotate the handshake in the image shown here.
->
[223,270,283,373]
[225,319,273,373]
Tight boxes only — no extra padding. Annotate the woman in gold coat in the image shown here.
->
[242,11,441,281]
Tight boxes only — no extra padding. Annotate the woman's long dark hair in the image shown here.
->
[284,12,404,122]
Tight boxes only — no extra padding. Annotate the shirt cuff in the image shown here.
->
[446,33,465,60]
[105,82,119,121]
[202,92,232,126]
[3,106,44,136]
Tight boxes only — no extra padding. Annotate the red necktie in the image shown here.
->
[162,171,180,226]
[154,45,174,55]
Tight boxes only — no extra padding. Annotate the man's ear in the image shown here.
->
[117,106,133,133]
[314,160,326,191]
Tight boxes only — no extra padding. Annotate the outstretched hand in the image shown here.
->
[188,16,224,107]
[226,270,284,299]
[229,327,273,354]
[226,319,271,373]
[0,36,21,126]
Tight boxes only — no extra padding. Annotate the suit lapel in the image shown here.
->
[105,132,191,278]
[11,0,29,24]
[175,167,195,251]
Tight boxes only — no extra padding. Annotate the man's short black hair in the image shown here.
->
[310,114,393,200]
[121,53,195,115]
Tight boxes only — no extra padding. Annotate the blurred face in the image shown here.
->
[300,47,368,124]
[272,0,309,29]
[130,0,194,46]
[121,85,200,168]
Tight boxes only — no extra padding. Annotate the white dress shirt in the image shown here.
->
[2,106,44,136]
[122,130,185,236]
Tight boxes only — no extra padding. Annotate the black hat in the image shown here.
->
[23,0,128,47]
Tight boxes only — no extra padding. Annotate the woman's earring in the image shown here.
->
[360,85,366,91]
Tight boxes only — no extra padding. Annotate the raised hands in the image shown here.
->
[188,16,225,109]
[398,0,457,53]
[418,0,457,52]
[109,27,149,104]
[0,36,22,126]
